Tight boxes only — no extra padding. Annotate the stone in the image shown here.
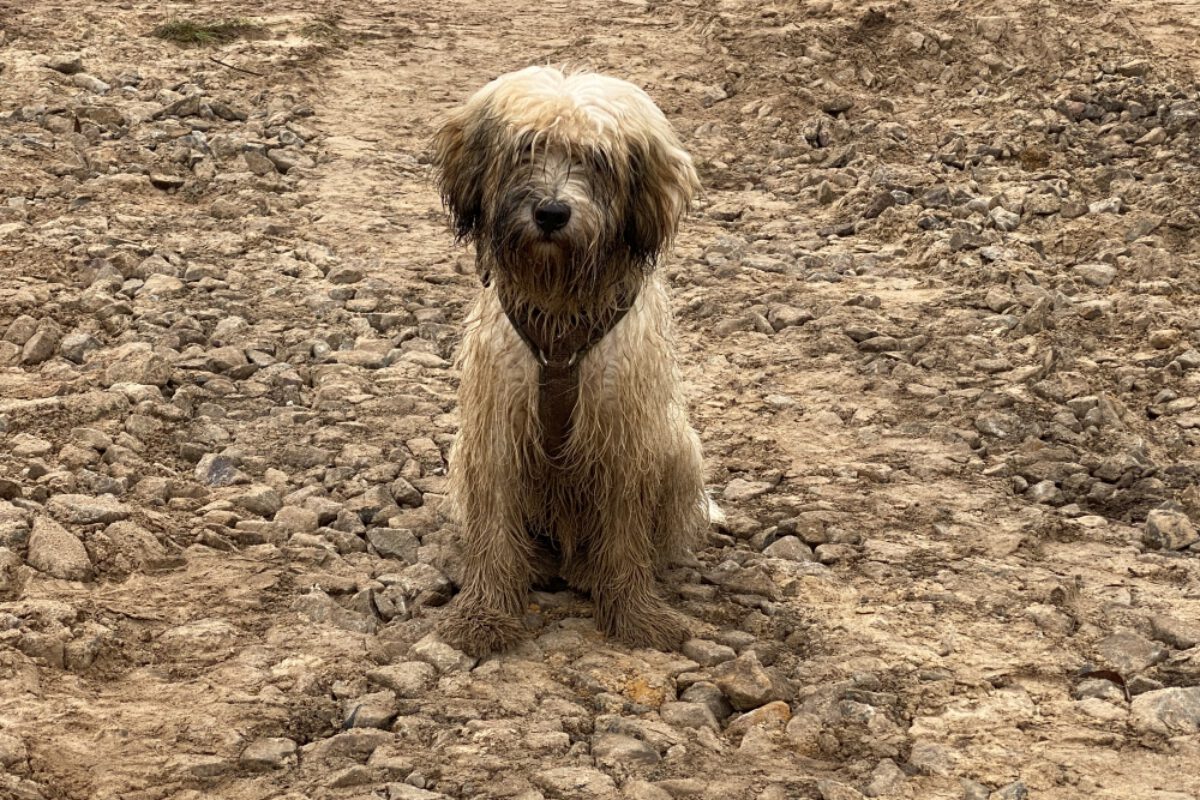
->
[713,652,774,711]
[59,332,100,363]
[26,516,93,581]
[723,478,774,502]
[304,728,392,764]
[294,590,377,634]
[591,733,660,769]
[46,53,84,74]
[1149,615,1200,650]
[659,701,720,731]
[367,527,420,562]
[532,767,617,799]
[72,73,110,93]
[103,346,173,387]
[680,680,732,721]
[240,737,297,770]
[767,305,814,331]
[1129,687,1200,736]
[817,780,866,800]
[21,328,60,365]
[1096,629,1168,674]
[409,633,477,673]
[725,700,791,739]
[390,563,452,607]
[763,536,814,561]
[864,759,907,797]
[1072,263,1117,288]
[195,454,241,487]
[1143,509,1198,550]
[46,494,130,525]
[367,661,437,697]
[232,485,283,517]
[682,638,736,666]
[343,690,398,729]
[274,506,319,534]
[242,149,277,175]
[87,520,166,574]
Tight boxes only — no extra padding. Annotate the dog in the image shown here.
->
[431,66,708,656]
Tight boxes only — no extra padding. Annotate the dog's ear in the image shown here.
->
[623,133,700,266]
[432,105,492,243]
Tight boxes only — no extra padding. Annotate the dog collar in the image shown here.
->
[500,289,637,460]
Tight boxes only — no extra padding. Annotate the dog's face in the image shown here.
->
[433,67,700,302]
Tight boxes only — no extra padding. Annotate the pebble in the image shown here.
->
[367,661,437,697]
[591,733,660,768]
[409,633,477,673]
[682,638,736,666]
[532,767,617,799]
[712,652,774,711]
[232,485,283,518]
[1143,508,1198,550]
[763,536,814,561]
[240,737,298,770]
[25,515,93,581]
[46,494,130,525]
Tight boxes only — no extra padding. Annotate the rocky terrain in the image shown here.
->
[1,0,1199,798]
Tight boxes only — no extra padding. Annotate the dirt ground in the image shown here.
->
[2,1,1200,799]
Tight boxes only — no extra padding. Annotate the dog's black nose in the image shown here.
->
[534,202,572,234]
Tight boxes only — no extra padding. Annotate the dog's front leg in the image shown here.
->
[590,499,691,651]
[438,486,531,656]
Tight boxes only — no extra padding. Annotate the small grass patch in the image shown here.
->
[300,14,350,47]
[151,18,266,46]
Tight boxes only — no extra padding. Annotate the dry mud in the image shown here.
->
[1,1,1199,799]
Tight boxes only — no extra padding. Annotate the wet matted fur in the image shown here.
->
[432,66,708,655]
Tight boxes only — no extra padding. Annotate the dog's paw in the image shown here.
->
[603,601,692,652]
[438,605,526,657]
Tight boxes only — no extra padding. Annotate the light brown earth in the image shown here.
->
[1,1,1199,799]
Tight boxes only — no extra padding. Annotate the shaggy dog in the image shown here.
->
[432,66,708,656]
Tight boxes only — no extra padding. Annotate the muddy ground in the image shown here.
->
[1,0,1200,798]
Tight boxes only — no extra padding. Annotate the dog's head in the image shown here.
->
[433,66,699,302]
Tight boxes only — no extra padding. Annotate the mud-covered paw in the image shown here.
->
[601,601,692,652]
[437,605,526,657]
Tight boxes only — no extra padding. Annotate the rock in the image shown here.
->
[294,590,377,634]
[367,527,419,562]
[1096,629,1168,674]
[623,781,673,800]
[591,733,660,769]
[46,53,84,74]
[195,454,242,487]
[367,661,437,697]
[816,780,866,800]
[864,759,907,797]
[327,266,364,285]
[72,73,110,93]
[763,536,814,561]
[1149,329,1181,349]
[1072,263,1116,288]
[26,516,93,581]
[390,563,452,607]
[242,149,277,175]
[766,305,814,331]
[46,494,130,525]
[303,728,392,765]
[343,690,398,729]
[4,315,38,345]
[532,766,617,799]
[989,207,1020,231]
[723,479,774,502]
[659,701,720,731]
[725,700,791,738]
[1149,615,1200,650]
[409,633,477,673]
[232,485,283,517]
[274,506,319,534]
[148,173,186,190]
[1129,687,1200,736]
[103,346,172,387]
[1026,480,1063,505]
[21,327,60,365]
[680,680,732,721]
[1143,509,1198,550]
[59,332,100,363]
[713,652,774,711]
[240,737,297,770]
[87,520,166,574]
[682,638,736,666]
